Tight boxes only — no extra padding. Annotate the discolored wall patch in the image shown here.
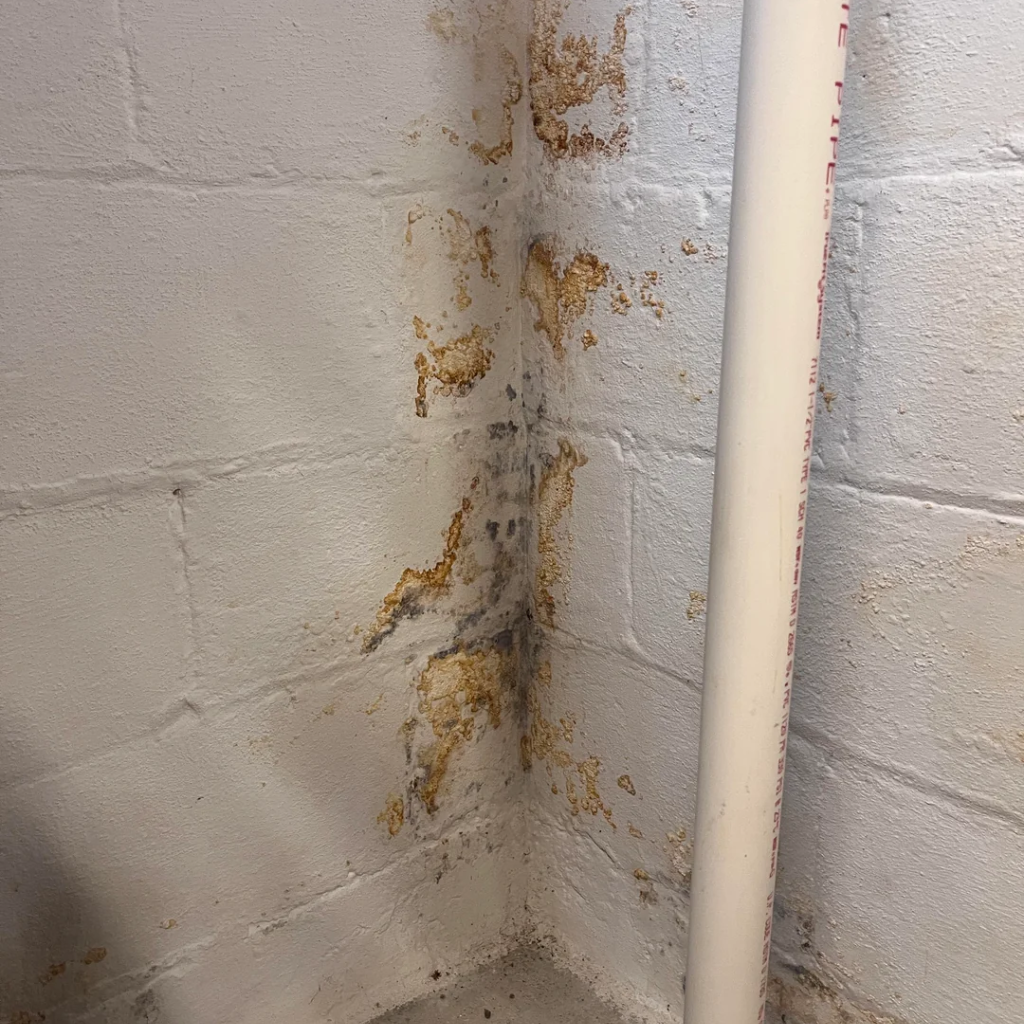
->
[522,241,608,357]
[535,438,587,627]
[521,662,614,826]
[377,794,405,837]
[414,325,495,417]
[529,0,631,159]
[415,641,519,812]
[362,498,471,652]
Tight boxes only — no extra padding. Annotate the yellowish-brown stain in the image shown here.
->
[617,773,636,795]
[666,827,692,887]
[321,703,336,717]
[530,0,631,159]
[364,693,384,716]
[523,241,609,357]
[38,962,65,985]
[686,590,707,621]
[160,919,177,930]
[535,438,587,628]
[627,823,644,838]
[428,8,522,165]
[681,238,699,256]
[416,645,516,812]
[633,867,649,881]
[639,270,666,319]
[415,325,495,418]
[521,662,615,827]
[818,381,838,413]
[469,48,523,165]
[362,499,471,653]
[445,209,499,284]
[81,947,107,965]
[9,1013,47,1024]
[377,794,405,836]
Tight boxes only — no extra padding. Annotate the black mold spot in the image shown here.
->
[507,519,517,537]
[488,420,519,440]
[486,520,500,541]
[506,384,517,400]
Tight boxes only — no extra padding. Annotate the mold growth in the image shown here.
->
[767,966,906,1024]
[415,642,518,812]
[415,325,495,417]
[469,48,524,165]
[522,241,609,357]
[535,438,588,628]
[377,794,405,837]
[445,209,500,285]
[362,498,472,652]
[529,0,631,159]
[520,662,615,826]
[429,8,523,165]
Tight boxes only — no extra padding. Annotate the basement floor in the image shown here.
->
[371,947,632,1024]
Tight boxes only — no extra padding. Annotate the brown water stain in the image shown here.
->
[81,947,107,965]
[38,962,65,985]
[521,662,615,827]
[362,498,471,653]
[617,773,636,795]
[416,644,517,812]
[377,794,405,836]
[535,438,587,627]
[768,966,906,1024]
[469,48,523,165]
[530,0,631,159]
[415,325,495,417]
[686,590,706,621]
[523,241,608,357]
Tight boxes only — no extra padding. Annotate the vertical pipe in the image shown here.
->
[683,3,851,1023]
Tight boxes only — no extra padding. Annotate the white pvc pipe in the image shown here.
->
[684,3,851,1023]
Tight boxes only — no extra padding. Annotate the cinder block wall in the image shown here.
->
[3,2,1023,1024]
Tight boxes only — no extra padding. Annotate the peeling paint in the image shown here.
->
[522,241,609,357]
[415,325,495,417]
[362,499,471,652]
[535,438,587,627]
[529,0,631,159]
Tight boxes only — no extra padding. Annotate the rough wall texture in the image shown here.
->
[1,1,531,1021]
[2,2,1023,1024]
[517,3,1024,1024]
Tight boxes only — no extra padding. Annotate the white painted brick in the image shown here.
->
[522,182,727,453]
[0,0,131,170]
[796,483,1024,816]
[129,0,528,185]
[637,0,743,184]
[0,674,523,1018]
[779,738,1024,1024]
[630,449,714,683]
[182,435,523,705]
[829,173,1024,500]
[0,495,189,782]
[528,423,633,648]
[526,638,700,1023]
[841,0,1024,178]
[0,181,407,485]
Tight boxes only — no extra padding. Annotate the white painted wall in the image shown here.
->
[519,3,1024,1024]
[3,2,1023,1024]
[1,1,530,1021]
